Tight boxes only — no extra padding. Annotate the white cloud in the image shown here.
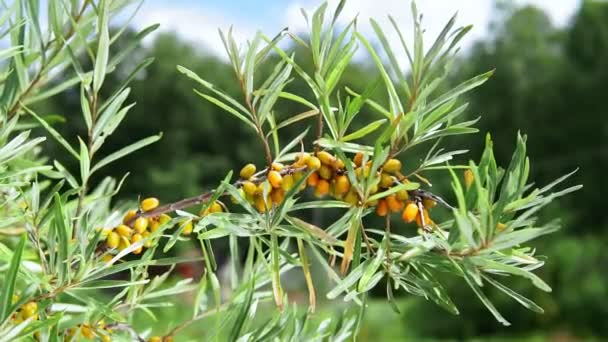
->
[133,3,256,59]
[133,0,580,61]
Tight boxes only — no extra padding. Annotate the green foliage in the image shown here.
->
[0,0,582,340]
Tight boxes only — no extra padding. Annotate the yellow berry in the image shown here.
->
[314,179,330,198]
[148,337,162,342]
[376,199,388,216]
[140,197,160,212]
[149,220,160,233]
[181,221,193,235]
[115,224,132,237]
[131,234,143,254]
[294,172,306,190]
[396,189,409,201]
[159,214,172,225]
[268,170,283,188]
[464,169,474,189]
[402,202,419,223]
[106,231,120,249]
[294,152,311,167]
[101,254,113,263]
[307,156,321,170]
[344,190,358,206]
[142,231,153,248]
[333,158,345,170]
[334,175,350,195]
[271,162,285,171]
[80,325,95,339]
[496,222,507,231]
[240,163,257,179]
[317,151,335,165]
[12,294,19,304]
[209,201,223,213]
[118,236,131,251]
[319,165,333,180]
[163,337,174,342]
[380,173,394,188]
[133,217,149,234]
[21,302,37,318]
[101,335,112,342]
[123,210,137,224]
[242,181,257,196]
[383,159,402,173]
[281,174,294,191]
[422,198,436,208]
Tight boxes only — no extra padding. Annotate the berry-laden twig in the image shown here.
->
[103,150,457,263]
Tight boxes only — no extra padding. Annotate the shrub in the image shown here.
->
[0,0,580,340]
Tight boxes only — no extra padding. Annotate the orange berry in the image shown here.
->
[240,163,257,179]
[386,194,403,212]
[314,179,330,198]
[122,210,137,224]
[133,217,148,234]
[270,188,285,205]
[334,175,351,195]
[140,197,160,212]
[376,199,389,216]
[307,172,320,186]
[415,208,432,227]
[254,196,267,213]
[383,159,402,173]
[307,156,321,170]
[268,170,283,188]
[106,231,120,249]
[464,169,474,189]
[333,158,345,170]
[317,151,335,165]
[353,152,364,166]
[402,202,419,223]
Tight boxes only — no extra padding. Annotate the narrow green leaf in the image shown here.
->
[0,234,26,322]
[91,134,162,174]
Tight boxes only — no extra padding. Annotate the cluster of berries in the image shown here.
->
[10,296,38,324]
[103,197,171,257]
[64,321,111,342]
[237,151,437,229]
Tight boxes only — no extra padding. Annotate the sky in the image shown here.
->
[131,0,581,59]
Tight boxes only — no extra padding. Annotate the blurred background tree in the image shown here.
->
[34,0,606,339]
